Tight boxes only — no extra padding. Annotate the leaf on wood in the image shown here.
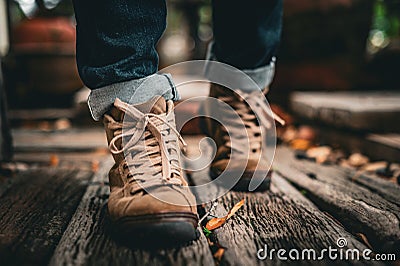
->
[206,199,245,230]
[226,198,245,220]
[281,126,297,143]
[54,118,71,130]
[49,154,59,166]
[290,139,313,151]
[91,160,100,172]
[206,217,226,231]
[306,146,332,164]
[361,161,387,172]
[347,153,369,167]
[356,233,373,250]
[213,247,225,261]
[297,125,316,141]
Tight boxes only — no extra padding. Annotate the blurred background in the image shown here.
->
[0,0,399,163]
[1,0,400,107]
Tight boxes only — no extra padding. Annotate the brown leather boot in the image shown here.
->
[103,96,198,244]
[201,84,285,191]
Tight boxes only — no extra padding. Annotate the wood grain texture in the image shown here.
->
[183,137,373,265]
[190,168,373,265]
[50,157,215,266]
[0,167,93,265]
[274,146,400,255]
[290,91,400,131]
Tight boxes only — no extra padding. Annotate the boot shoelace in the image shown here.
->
[218,89,285,157]
[108,99,187,193]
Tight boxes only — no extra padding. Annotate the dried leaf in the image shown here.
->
[206,199,245,230]
[290,139,313,151]
[297,125,316,141]
[92,160,100,172]
[226,198,245,220]
[213,248,225,261]
[348,153,369,167]
[281,126,297,143]
[206,217,226,231]
[49,154,59,166]
[54,118,71,130]
[361,161,387,172]
[356,233,373,250]
[306,146,332,164]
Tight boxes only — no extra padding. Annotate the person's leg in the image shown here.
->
[72,0,198,244]
[206,0,283,90]
[203,0,284,191]
[72,0,178,120]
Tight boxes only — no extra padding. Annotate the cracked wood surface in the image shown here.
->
[0,166,93,265]
[50,157,215,266]
[185,136,377,265]
[274,146,400,256]
[0,132,397,265]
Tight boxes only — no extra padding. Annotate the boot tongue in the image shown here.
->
[134,96,167,115]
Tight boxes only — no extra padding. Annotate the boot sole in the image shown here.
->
[106,211,199,247]
[209,167,272,192]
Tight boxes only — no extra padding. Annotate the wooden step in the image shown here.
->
[290,91,400,132]
[12,128,107,153]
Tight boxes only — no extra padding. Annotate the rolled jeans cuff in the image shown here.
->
[204,43,276,91]
[87,73,179,121]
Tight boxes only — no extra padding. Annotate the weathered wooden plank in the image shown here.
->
[50,156,215,266]
[0,166,94,265]
[367,134,400,150]
[12,128,107,153]
[315,125,400,162]
[190,168,373,265]
[274,146,400,255]
[8,108,78,121]
[183,136,373,265]
[292,154,400,207]
[13,151,109,171]
[290,91,400,131]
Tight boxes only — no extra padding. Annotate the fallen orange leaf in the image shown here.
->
[92,160,100,172]
[226,199,245,220]
[49,154,59,166]
[206,199,245,230]
[290,139,313,151]
[206,217,226,230]
[213,247,225,261]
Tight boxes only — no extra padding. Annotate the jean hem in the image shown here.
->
[204,42,276,90]
[87,73,178,121]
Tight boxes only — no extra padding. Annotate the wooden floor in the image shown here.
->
[0,129,399,265]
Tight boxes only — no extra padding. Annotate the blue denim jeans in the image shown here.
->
[72,0,283,120]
